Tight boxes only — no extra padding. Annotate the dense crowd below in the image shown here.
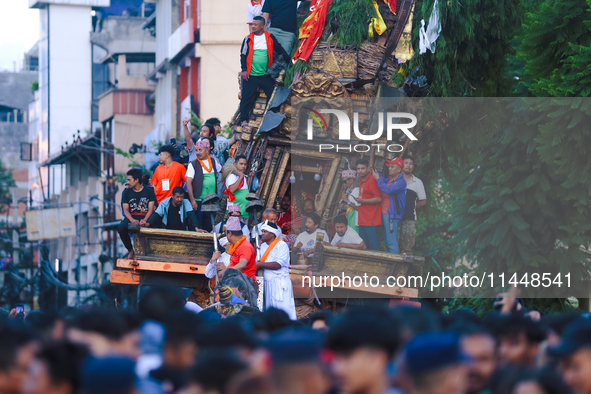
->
[1,288,590,394]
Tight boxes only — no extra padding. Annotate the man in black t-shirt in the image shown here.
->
[262,0,304,54]
[118,169,156,259]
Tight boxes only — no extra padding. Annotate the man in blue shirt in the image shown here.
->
[373,157,406,254]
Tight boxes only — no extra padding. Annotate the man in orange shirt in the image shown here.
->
[151,145,187,203]
[352,159,382,251]
[219,216,259,293]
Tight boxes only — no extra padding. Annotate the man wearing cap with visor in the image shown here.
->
[373,157,407,254]
[548,319,591,394]
[404,331,471,394]
[257,221,296,319]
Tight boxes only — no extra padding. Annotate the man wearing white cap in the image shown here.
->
[205,237,232,283]
[257,221,296,320]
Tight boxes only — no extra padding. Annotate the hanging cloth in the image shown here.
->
[385,0,397,14]
[369,1,388,38]
[292,0,333,63]
[419,0,442,54]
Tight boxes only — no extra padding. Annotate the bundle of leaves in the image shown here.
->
[323,0,378,46]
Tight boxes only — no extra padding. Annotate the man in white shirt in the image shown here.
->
[399,154,427,254]
[205,237,232,283]
[224,155,249,218]
[292,213,328,258]
[330,215,366,250]
[186,140,222,232]
[251,208,283,243]
[257,221,296,319]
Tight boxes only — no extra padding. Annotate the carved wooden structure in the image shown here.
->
[111,0,425,307]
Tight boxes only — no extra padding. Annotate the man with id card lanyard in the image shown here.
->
[151,145,187,204]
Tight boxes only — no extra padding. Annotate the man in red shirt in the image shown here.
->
[352,159,382,251]
[222,216,258,292]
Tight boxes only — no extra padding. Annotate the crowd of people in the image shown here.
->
[2,290,591,394]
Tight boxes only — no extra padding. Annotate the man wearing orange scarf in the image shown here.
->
[239,16,290,127]
[257,221,296,319]
[224,216,258,291]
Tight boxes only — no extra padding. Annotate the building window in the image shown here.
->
[184,0,190,21]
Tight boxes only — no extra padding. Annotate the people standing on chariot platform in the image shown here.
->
[151,145,187,204]
[374,157,406,254]
[224,155,249,219]
[239,16,290,128]
[180,118,238,166]
[352,159,382,251]
[186,140,222,232]
[399,154,426,254]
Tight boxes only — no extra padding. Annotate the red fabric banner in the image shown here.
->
[292,0,333,63]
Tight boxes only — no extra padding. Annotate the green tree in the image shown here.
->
[409,0,524,97]
[0,160,15,215]
[451,100,591,297]
[513,0,591,97]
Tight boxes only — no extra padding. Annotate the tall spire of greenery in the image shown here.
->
[409,0,523,97]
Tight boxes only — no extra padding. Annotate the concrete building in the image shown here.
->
[26,0,156,308]
[196,0,248,123]
[0,71,37,229]
[142,0,248,165]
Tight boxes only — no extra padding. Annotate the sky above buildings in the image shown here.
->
[0,0,39,72]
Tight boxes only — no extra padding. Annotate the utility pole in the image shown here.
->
[11,188,19,265]
[76,197,82,306]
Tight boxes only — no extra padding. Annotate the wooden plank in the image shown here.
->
[316,156,340,214]
[116,258,207,275]
[133,227,215,263]
[261,147,282,204]
[136,255,210,265]
[277,163,292,200]
[255,147,276,195]
[110,269,142,285]
[135,227,215,240]
[110,268,209,288]
[267,151,290,208]
[314,242,424,281]
[321,157,347,227]
[291,149,337,159]
[328,282,419,298]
